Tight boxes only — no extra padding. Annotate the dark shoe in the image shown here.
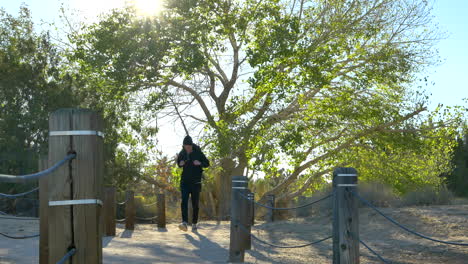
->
[178,222,188,232]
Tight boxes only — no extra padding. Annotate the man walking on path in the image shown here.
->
[177,135,210,232]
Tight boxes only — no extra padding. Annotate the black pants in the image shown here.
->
[180,183,201,224]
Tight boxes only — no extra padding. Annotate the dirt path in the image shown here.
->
[1,205,468,263]
[103,222,230,263]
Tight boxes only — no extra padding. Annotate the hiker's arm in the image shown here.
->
[200,151,210,168]
[177,152,185,167]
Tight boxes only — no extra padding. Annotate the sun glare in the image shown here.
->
[133,0,165,16]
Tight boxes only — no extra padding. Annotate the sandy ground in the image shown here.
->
[1,205,468,263]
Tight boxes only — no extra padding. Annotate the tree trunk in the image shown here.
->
[217,158,246,220]
[217,158,234,220]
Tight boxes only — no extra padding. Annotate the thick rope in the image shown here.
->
[56,248,76,264]
[0,232,40,239]
[360,239,391,264]
[0,187,39,198]
[238,192,332,211]
[0,215,39,220]
[238,223,331,248]
[136,216,158,221]
[351,190,468,246]
[0,153,76,183]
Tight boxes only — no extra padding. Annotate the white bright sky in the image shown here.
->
[2,0,468,157]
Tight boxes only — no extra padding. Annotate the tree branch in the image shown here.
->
[166,79,218,129]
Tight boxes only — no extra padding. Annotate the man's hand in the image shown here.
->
[193,160,201,166]
[179,160,185,166]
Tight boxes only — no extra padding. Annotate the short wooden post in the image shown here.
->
[332,167,359,264]
[48,109,104,264]
[39,156,48,264]
[103,187,116,236]
[229,176,248,262]
[125,190,135,230]
[266,194,275,222]
[157,192,166,228]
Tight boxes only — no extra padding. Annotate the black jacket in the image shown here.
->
[177,144,210,185]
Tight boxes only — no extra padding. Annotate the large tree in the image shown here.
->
[69,0,461,218]
[0,7,77,188]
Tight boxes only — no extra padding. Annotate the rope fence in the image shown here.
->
[229,175,335,262]
[359,239,390,264]
[136,216,158,221]
[0,153,76,183]
[238,191,332,211]
[0,187,39,198]
[0,232,40,239]
[0,109,105,263]
[56,248,76,264]
[238,222,332,249]
[230,168,468,263]
[351,190,468,246]
[0,214,39,220]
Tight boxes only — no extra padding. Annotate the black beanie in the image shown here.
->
[183,135,193,145]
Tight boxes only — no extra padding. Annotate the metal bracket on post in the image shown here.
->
[49,199,103,207]
[50,130,105,138]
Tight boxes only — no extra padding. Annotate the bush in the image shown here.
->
[358,181,400,208]
[295,184,333,218]
[401,185,454,206]
[295,181,398,219]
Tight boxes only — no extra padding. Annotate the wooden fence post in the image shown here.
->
[103,187,116,236]
[242,190,252,250]
[266,194,275,222]
[39,156,48,264]
[332,167,359,264]
[48,108,104,264]
[229,175,248,262]
[157,192,166,228]
[248,192,255,226]
[125,190,135,230]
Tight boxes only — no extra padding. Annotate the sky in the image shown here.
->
[1,0,468,156]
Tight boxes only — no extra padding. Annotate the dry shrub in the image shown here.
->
[358,181,400,208]
[401,185,454,206]
[295,181,399,219]
[295,184,333,218]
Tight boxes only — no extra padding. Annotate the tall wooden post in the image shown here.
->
[248,192,255,226]
[229,176,248,262]
[125,190,135,230]
[48,109,104,264]
[103,187,116,236]
[266,194,275,222]
[157,192,166,228]
[241,190,252,250]
[333,167,359,264]
[39,156,48,264]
